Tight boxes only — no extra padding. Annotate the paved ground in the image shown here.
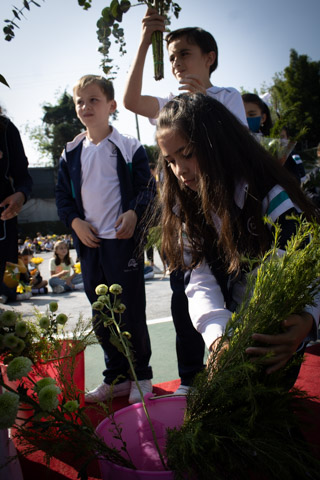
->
[1,250,181,388]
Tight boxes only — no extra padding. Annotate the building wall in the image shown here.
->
[19,167,59,224]
[20,198,59,223]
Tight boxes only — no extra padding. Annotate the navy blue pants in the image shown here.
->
[170,269,205,386]
[79,238,152,384]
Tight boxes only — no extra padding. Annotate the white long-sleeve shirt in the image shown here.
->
[184,183,320,349]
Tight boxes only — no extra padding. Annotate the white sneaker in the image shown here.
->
[129,379,153,404]
[52,285,65,293]
[144,266,154,280]
[85,379,131,403]
[17,292,32,300]
[173,384,191,395]
[0,295,8,304]
[152,265,163,274]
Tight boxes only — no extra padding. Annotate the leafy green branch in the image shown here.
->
[96,0,181,79]
[3,0,45,41]
[3,0,181,82]
[166,217,320,479]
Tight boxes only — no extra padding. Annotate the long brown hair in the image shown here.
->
[156,93,318,273]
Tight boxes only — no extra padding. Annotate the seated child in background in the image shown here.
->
[1,258,31,304]
[43,237,54,251]
[19,248,48,295]
[49,240,83,293]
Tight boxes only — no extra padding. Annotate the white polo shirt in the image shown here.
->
[80,132,122,239]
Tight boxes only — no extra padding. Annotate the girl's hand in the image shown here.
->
[0,192,25,220]
[71,218,100,248]
[246,313,314,374]
[141,7,166,46]
[178,74,208,95]
[115,210,137,239]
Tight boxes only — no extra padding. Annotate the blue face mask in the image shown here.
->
[247,116,261,133]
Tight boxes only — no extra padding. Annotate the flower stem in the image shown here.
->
[110,310,167,470]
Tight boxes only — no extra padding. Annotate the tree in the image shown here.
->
[271,49,320,149]
[28,91,84,169]
[143,144,159,167]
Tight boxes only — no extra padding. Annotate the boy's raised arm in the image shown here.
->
[123,8,165,119]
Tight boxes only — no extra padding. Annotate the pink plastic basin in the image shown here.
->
[96,393,186,480]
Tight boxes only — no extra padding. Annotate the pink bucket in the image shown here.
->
[96,393,186,480]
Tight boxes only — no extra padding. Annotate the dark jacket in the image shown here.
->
[0,116,32,204]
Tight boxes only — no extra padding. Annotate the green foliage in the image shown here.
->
[96,0,181,79]
[3,0,44,41]
[77,0,93,10]
[166,217,320,479]
[270,49,320,149]
[0,74,10,87]
[27,91,84,169]
[143,143,159,165]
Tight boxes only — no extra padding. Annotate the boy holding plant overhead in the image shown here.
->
[56,75,155,404]
[123,7,247,396]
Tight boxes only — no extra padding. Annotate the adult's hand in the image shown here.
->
[0,192,25,220]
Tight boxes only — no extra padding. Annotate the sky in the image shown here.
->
[1,0,320,166]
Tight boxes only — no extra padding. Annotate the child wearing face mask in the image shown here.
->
[242,92,273,135]
[242,92,306,185]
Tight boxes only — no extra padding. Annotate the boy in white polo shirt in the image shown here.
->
[56,75,155,404]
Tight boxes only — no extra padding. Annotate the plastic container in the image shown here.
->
[96,393,186,480]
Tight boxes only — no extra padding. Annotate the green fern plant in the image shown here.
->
[166,217,320,479]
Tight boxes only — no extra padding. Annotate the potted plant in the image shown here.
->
[0,301,97,418]
[1,218,320,480]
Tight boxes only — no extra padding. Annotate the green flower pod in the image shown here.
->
[39,316,50,330]
[3,333,18,349]
[0,310,18,327]
[95,284,108,295]
[49,301,59,313]
[6,356,33,381]
[92,301,104,311]
[56,313,68,325]
[15,320,28,338]
[109,284,123,295]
